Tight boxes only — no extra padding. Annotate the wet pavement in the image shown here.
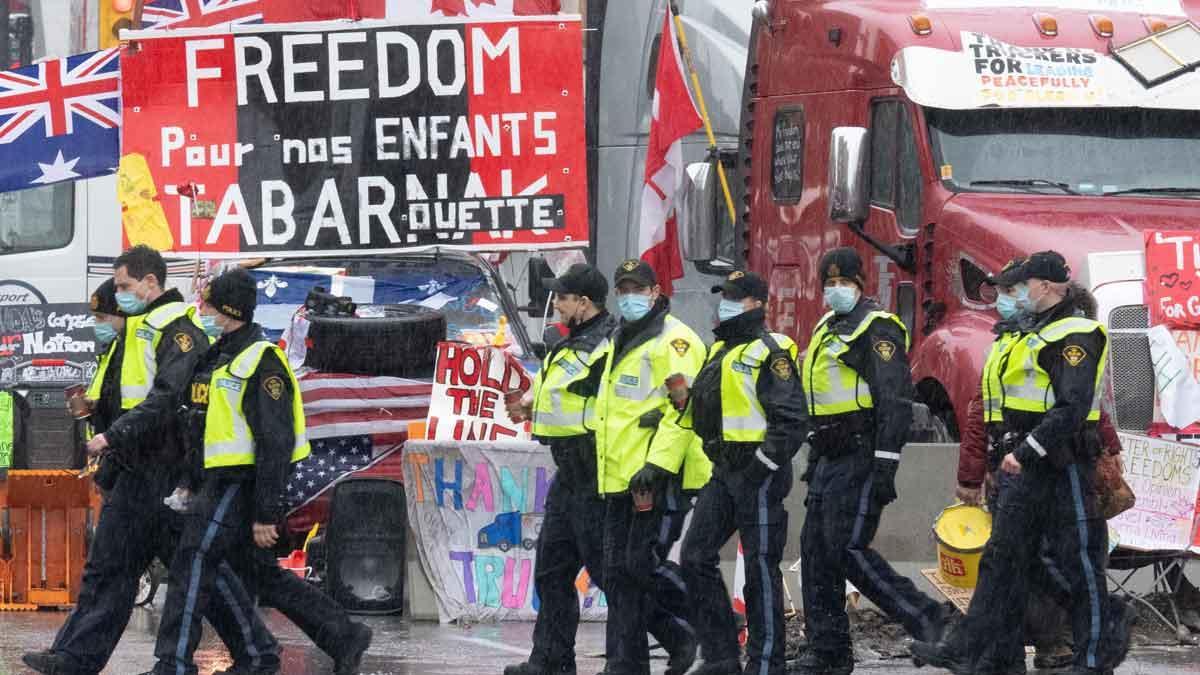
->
[0,605,1197,674]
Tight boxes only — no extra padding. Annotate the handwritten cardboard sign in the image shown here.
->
[426,342,532,441]
[1109,432,1200,552]
[1146,231,1200,330]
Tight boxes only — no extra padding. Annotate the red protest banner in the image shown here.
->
[426,341,532,441]
[118,16,587,258]
[1145,231,1200,330]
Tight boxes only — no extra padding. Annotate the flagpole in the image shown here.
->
[670,3,738,227]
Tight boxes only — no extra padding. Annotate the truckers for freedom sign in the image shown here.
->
[119,16,587,258]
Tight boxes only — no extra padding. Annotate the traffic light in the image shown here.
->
[99,0,137,50]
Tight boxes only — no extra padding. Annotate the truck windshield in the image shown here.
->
[926,108,1200,198]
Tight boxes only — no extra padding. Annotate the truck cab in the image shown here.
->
[684,0,1200,438]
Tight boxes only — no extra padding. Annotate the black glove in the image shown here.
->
[800,436,820,483]
[629,463,669,493]
[872,459,899,505]
[745,454,775,484]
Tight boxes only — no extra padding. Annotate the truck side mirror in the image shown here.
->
[827,126,870,225]
[526,257,554,318]
[680,161,718,262]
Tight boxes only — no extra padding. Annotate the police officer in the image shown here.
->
[680,271,807,675]
[145,269,372,675]
[797,248,948,675]
[913,252,1133,675]
[591,259,710,675]
[505,264,616,675]
[25,248,275,675]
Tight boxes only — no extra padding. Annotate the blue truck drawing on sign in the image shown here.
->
[478,512,544,552]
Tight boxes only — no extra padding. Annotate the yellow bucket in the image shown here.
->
[932,503,992,589]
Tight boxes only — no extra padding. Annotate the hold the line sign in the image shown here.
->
[119,16,587,258]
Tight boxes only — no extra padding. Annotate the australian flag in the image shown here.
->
[0,49,120,193]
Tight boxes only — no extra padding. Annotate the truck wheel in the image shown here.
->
[498,541,511,553]
[521,538,535,551]
[304,307,447,377]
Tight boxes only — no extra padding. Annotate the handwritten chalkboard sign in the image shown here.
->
[772,109,805,202]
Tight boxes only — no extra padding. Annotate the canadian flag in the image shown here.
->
[639,10,703,297]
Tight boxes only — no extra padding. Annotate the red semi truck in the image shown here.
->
[683,0,1200,438]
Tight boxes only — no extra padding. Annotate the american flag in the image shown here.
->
[285,372,431,528]
[141,0,264,30]
[0,49,120,192]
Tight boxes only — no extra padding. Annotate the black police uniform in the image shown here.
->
[596,296,698,675]
[150,322,367,675]
[925,295,1130,674]
[518,311,616,674]
[42,290,276,675]
[681,307,808,675]
[799,297,945,668]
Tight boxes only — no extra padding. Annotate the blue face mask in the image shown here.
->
[617,293,653,322]
[93,321,118,345]
[200,314,223,338]
[823,285,859,314]
[995,293,1021,320]
[1012,283,1035,312]
[717,299,745,323]
[115,291,147,315]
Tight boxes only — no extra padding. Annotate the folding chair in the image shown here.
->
[1107,547,1196,643]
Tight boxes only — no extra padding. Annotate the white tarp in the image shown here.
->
[404,440,607,623]
[1148,325,1200,429]
[892,31,1200,109]
[923,0,1185,14]
[1109,433,1200,551]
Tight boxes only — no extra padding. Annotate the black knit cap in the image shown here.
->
[90,278,123,316]
[819,247,866,288]
[711,270,769,302]
[203,268,258,322]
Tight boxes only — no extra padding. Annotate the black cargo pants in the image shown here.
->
[958,459,1126,672]
[800,453,943,658]
[682,460,791,675]
[50,468,277,674]
[151,478,355,675]
[602,482,694,675]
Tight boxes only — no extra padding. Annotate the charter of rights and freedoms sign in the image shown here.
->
[119,16,587,258]
[1109,432,1200,552]
[404,440,607,622]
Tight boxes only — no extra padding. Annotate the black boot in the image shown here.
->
[791,649,853,675]
[504,662,576,675]
[910,639,972,675]
[21,651,81,675]
[333,623,373,675]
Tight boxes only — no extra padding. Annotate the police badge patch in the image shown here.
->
[771,356,793,380]
[670,338,691,356]
[1062,345,1087,366]
[174,332,194,353]
[873,340,896,362]
[622,259,639,272]
[263,375,285,400]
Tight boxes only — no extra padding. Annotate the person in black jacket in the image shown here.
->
[25,249,276,675]
[795,248,949,675]
[505,263,617,675]
[144,269,372,675]
[680,271,808,675]
[913,252,1134,675]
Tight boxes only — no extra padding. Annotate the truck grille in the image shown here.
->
[1107,305,1153,432]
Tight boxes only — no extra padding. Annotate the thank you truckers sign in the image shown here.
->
[119,16,587,257]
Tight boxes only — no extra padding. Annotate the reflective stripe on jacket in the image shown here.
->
[203,340,311,468]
